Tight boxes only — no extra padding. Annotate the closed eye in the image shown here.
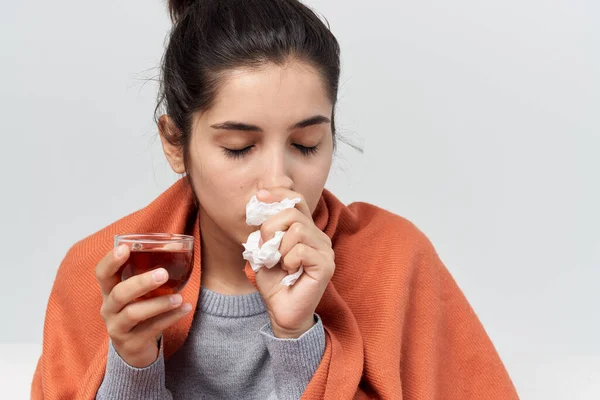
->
[222,144,319,160]
[222,145,254,159]
[293,144,319,156]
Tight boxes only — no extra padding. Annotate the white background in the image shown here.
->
[1,0,598,398]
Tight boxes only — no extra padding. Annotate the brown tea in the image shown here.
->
[119,249,193,299]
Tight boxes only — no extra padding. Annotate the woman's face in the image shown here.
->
[165,61,334,245]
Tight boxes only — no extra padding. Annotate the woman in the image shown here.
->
[32,0,519,399]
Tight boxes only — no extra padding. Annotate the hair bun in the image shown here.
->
[168,0,197,22]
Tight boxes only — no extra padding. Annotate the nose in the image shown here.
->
[258,145,293,191]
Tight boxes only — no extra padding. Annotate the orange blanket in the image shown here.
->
[32,178,518,399]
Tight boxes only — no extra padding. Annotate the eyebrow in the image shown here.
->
[210,115,331,132]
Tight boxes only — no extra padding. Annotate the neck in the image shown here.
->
[198,207,257,295]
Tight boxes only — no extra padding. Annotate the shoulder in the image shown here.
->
[329,198,443,281]
[60,178,195,275]
[57,208,147,283]
[344,200,435,254]
[329,198,445,301]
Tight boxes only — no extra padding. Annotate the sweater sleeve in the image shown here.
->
[96,339,173,400]
[259,314,326,400]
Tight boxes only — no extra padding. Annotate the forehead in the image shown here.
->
[205,61,333,125]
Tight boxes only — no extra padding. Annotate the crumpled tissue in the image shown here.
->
[242,195,303,286]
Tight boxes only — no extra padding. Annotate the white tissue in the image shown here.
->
[245,196,301,226]
[242,195,303,286]
[243,230,285,270]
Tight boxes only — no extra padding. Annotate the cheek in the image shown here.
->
[292,154,332,214]
[188,145,253,228]
[307,171,330,213]
[189,137,248,194]
[195,166,252,212]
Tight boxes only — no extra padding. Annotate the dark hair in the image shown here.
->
[155,0,347,181]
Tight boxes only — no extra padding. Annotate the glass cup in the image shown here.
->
[114,233,194,299]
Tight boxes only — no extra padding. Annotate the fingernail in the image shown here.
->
[153,269,167,282]
[257,189,269,198]
[182,303,192,313]
[115,245,125,257]
[170,294,182,305]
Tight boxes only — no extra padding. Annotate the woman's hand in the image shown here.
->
[253,188,335,338]
[95,246,192,367]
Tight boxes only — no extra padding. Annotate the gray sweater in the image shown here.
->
[96,287,326,399]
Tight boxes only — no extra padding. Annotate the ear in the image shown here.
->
[158,115,186,174]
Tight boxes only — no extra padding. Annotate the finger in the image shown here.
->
[103,268,169,315]
[256,188,312,219]
[96,245,130,297]
[260,208,311,243]
[278,221,326,258]
[114,293,184,333]
[133,302,193,341]
[280,243,321,275]
[254,264,288,299]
